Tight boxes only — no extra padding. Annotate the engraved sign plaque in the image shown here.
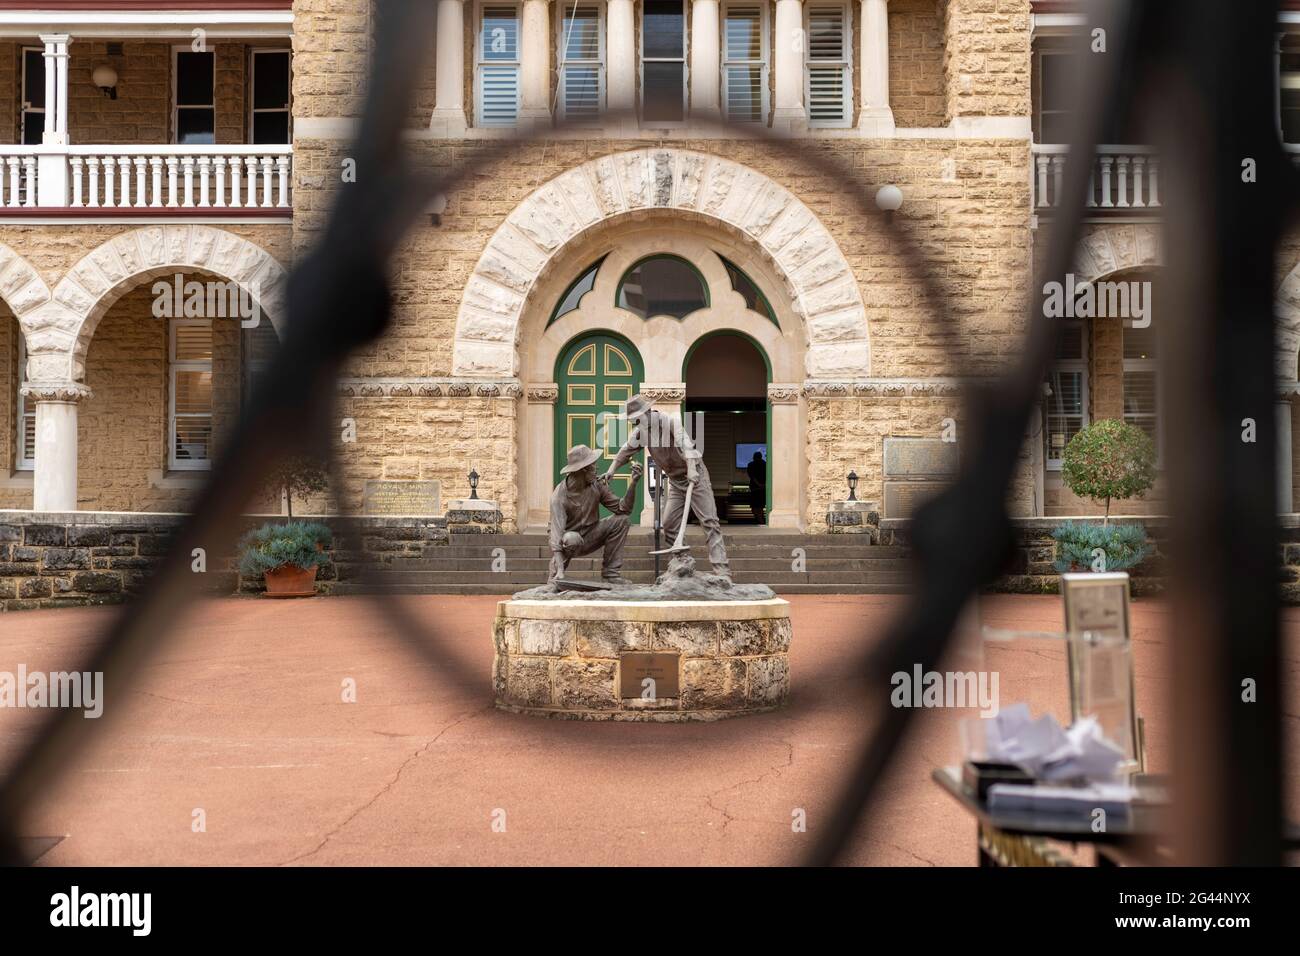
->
[362,479,441,516]
[619,652,680,698]
[882,437,960,480]
[883,481,944,520]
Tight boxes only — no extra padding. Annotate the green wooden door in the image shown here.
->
[554,332,644,523]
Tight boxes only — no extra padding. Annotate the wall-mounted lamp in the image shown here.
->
[427,192,448,226]
[875,184,903,223]
[92,63,118,100]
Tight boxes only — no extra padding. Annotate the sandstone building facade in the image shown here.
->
[0,0,1295,533]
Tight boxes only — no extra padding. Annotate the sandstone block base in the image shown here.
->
[493,599,791,721]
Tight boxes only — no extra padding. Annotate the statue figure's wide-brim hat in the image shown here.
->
[561,443,602,474]
[623,393,653,422]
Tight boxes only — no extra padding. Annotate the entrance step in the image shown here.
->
[339,531,910,595]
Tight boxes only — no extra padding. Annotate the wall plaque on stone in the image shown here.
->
[883,437,958,519]
[882,437,960,480]
[619,652,680,699]
[362,480,441,516]
[883,481,946,520]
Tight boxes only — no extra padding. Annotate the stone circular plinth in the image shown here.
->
[493,599,791,721]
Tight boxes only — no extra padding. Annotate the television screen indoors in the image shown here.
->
[735,443,767,469]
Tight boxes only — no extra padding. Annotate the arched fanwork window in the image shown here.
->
[547,256,605,327]
[616,254,709,320]
[718,255,778,326]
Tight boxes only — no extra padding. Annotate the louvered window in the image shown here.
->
[477,4,521,127]
[1123,322,1159,452]
[15,334,33,470]
[170,320,214,471]
[805,3,851,128]
[1046,320,1088,468]
[558,3,604,121]
[722,4,767,124]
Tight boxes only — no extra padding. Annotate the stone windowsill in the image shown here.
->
[0,470,33,490]
[147,469,210,490]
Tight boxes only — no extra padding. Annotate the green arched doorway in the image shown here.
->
[553,331,645,523]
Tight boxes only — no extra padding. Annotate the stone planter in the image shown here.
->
[493,599,791,721]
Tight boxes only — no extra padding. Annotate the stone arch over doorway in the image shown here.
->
[517,221,807,530]
[451,147,870,380]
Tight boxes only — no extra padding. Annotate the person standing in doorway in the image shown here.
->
[746,450,766,524]
[605,393,731,579]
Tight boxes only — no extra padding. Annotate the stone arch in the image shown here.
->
[452,148,870,379]
[29,225,287,383]
[0,242,58,380]
[1070,224,1163,285]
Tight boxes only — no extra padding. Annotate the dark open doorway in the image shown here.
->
[683,332,769,524]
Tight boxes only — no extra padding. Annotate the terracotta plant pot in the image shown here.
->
[262,563,318,598]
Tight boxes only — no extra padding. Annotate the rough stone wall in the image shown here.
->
[333,394,518,526]
[292,0,376,121]
[890,0,948,128]
[943,0,1031,121]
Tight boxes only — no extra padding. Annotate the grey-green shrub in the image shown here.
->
[1051,521,1149,573]
[238,521,333,576]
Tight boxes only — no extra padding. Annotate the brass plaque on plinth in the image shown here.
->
[619,652,680,699]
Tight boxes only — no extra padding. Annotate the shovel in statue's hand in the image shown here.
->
[650,478,695,555]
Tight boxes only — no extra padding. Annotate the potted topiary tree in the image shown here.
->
[263,454,331,518]
[239,521,334,597]
[237,455,334,596]
[1052,419,1158,573]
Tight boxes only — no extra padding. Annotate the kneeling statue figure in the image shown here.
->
[548,444,643,584]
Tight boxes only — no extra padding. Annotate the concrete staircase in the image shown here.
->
[332,530,913,596]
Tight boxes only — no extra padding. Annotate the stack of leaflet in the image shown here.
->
[986,782,1135,817]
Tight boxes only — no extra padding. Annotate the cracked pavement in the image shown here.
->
[2,594,1297,865]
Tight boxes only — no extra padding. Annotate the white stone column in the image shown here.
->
[768,384,803,528]
[606,0,636,116]
[858,0,894,134]
[431,0,468,135]
[22,383,91,513]
[37,34,72,206]
[690,0,721,121]
[519,0,552,126]
[40,34,71,144]
[524,384,558,529]
[1278,396,1294,514]
[772,0,807,130]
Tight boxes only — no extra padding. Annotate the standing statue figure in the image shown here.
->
[605,393,731,579]
[548,444,643,584]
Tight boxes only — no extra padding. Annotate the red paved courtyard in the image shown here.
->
[1,594,1297,866]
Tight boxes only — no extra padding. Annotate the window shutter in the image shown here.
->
[559,4,602,119]
[479,6,520,127]
[171,321,214,468]
[806,5,849,127]
[723,5,764,123]
[21,408,35,465]
[1123,370,1159,442]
